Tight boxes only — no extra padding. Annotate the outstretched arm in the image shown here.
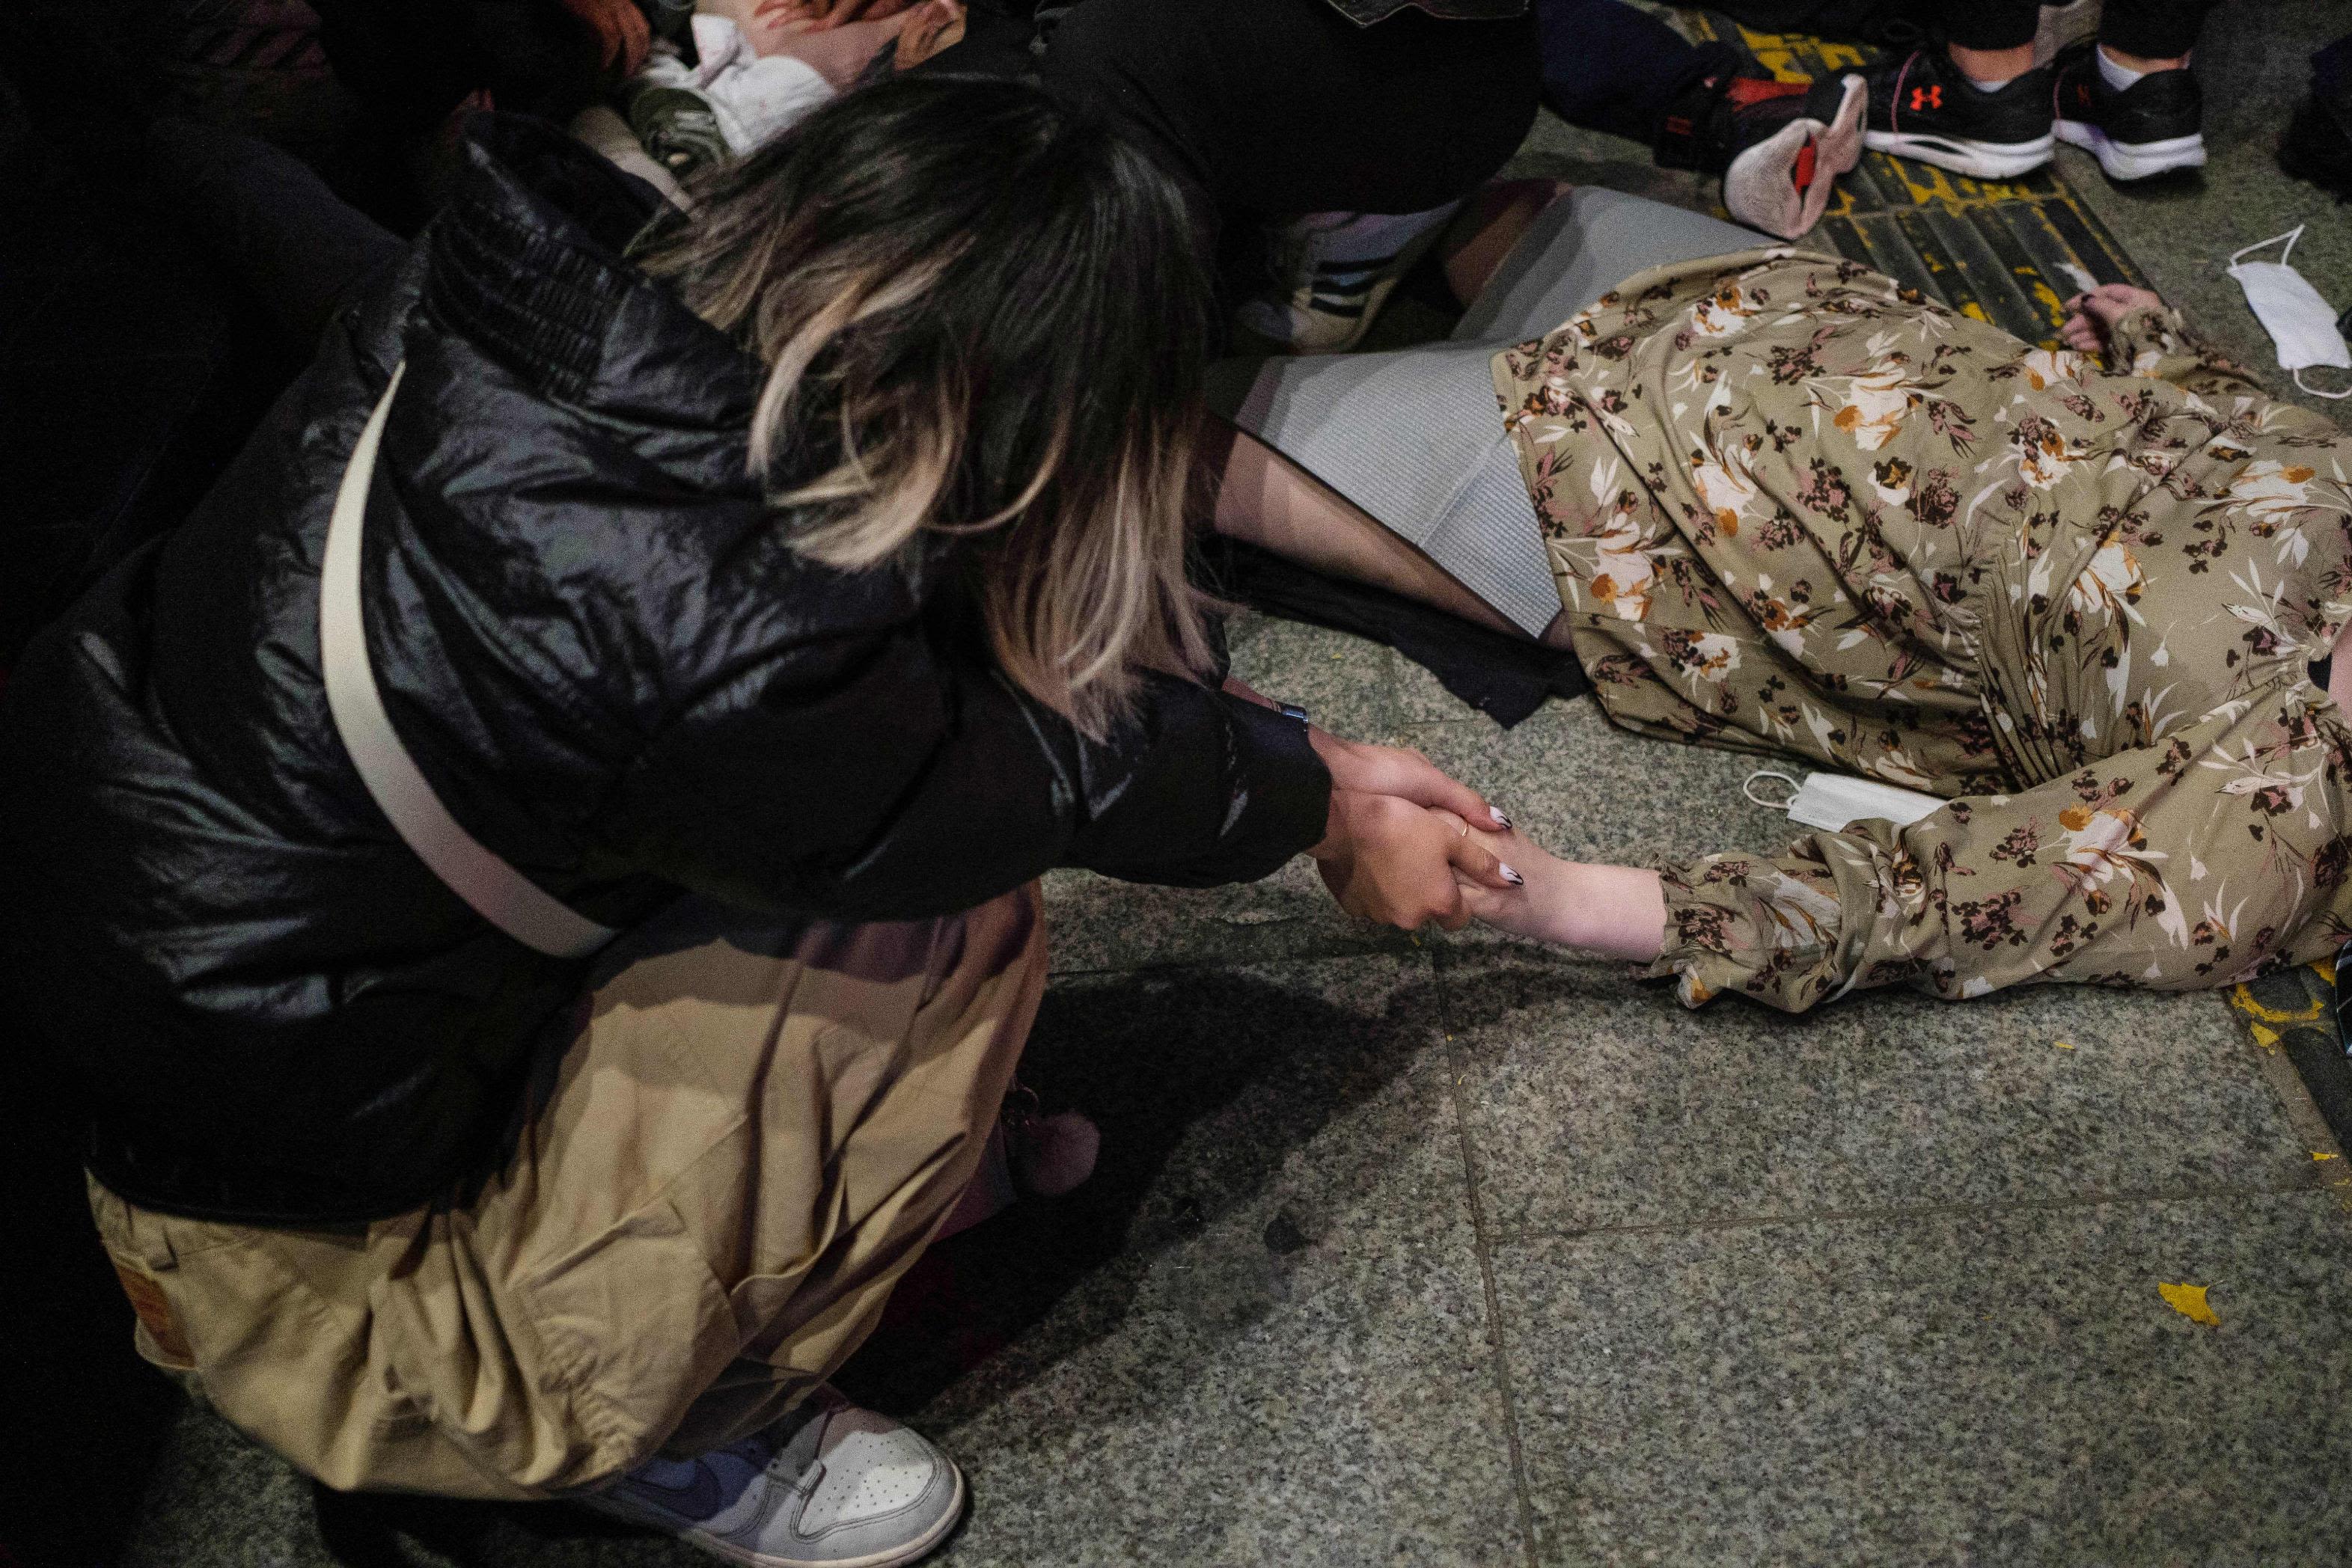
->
[1455,687,2352,1012]
[1449,825,1667,961]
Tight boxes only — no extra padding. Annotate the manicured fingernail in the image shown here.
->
[1489,806,1512,830]
[1499,863,1525,887]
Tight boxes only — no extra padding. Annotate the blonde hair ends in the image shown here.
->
[633,81,1220,739]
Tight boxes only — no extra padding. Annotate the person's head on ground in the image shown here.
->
[636,74,1217,737]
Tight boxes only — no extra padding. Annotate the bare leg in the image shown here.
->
[1947,41,2035,85]
[1436,177,1574,307]
[2099,44,2189,74]
[1208,177,1592,641]
[1207,422,1557,641]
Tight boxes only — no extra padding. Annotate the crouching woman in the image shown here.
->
[0,79,1509,1567]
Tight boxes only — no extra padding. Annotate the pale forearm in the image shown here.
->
[1456,832,1665,961]
[1550,862,1667,961]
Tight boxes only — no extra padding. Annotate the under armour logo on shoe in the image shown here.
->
[1909,85,1943,111]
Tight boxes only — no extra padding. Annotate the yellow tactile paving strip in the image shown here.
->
[1686,14,2150,349]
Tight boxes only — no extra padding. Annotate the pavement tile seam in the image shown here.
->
[1487,1176,2336,1249]
[1434,961,1545,1568]
[1485,1185,2352,1567]
[1042,942,1423,982]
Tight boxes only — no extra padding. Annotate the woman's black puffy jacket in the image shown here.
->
[0,118,1328,1225]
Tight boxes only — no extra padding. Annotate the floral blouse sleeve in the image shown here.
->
[1653,681,2352,1011]
[2102,302,2273,403]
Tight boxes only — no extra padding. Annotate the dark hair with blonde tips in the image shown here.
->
[634,75,1220,737]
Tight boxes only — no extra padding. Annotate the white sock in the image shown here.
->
[1967,72,2017,92]
[2096,46,2150,91]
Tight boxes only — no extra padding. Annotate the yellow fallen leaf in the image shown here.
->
[2053,1040,2075,1050]
[2315,1152,2341,1163]
[2158,1281,2220,1326]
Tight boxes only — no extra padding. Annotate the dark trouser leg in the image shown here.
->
[1943,0,2041,50]
[2099,0,2219,58]
[1534,0,1732,147]
[1042,0,1539,217]
[147,120,405,352]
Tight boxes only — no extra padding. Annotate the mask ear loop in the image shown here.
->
[1743,770,1801,811]
[2294,367,2352,400]
[2228,224,2305,270]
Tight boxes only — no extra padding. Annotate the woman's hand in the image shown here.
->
[749,0,950,85]
[752,0,917,32]
[1308,729,1507,832]
[1218,675,1515,929]
[2060,283,2165,357]
[1426,810,1667,961]
[1312,793,1522,931]
[1221,673,1508,830]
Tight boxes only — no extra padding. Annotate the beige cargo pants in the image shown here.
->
[89,884,1046,1500]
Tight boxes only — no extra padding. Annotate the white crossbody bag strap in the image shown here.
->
[320,362,618,959]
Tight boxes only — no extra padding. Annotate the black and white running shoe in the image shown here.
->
[2053,43,2208,181]
[1861,46,2056,180]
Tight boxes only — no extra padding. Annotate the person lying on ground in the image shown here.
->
[0,80,1515,1568]
[1207,181,2352,1013]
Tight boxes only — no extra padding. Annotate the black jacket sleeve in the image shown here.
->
[607,625,1331,924]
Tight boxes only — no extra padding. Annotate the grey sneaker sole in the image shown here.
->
[1863,127,2056,180]
[587,1461,968,1568]
[2056,118,2207,180]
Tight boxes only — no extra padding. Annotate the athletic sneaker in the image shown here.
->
[2053,43,2208,181]
[1658,70,1867,239]
[1860,46,2057,180]
[1236,202,1461,353]
[584,1387,965,1568]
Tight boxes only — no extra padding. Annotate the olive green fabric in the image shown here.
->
[91,886,1045,1496]
[1494,248,2352,1011]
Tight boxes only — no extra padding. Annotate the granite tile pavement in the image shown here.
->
[106,4,2352,1562]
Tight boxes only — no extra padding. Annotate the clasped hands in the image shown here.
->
[1224,678,1518,931]
[1310,732,1525,931]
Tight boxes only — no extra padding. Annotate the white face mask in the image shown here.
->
[1744,769,1946,833]
[2227,226,2351,401]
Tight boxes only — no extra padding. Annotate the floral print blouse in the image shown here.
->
[1492,248,2352,1012]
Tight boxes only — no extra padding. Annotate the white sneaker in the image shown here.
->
[1236,202,1461,353]
[584,1387,965,1568]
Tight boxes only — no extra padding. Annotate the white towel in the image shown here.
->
[636,13,835,155]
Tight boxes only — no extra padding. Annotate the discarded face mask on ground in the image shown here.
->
[2228,225,2351,399]
[1744,769,1946,833]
